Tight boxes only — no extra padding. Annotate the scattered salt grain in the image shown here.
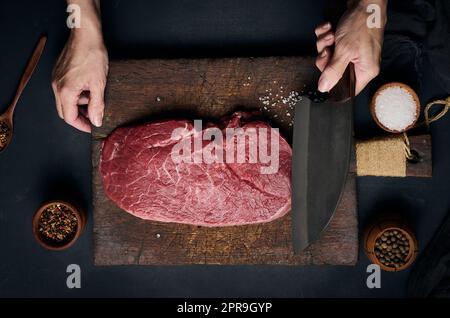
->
[258,85,302,125]
[242,75,252,87]
[156,233,161,239]
[374,86,418,132]
[156,96,162,102]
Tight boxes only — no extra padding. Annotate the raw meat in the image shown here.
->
[99,112,291,226]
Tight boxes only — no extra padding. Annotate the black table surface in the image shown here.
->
[0,0,449,298]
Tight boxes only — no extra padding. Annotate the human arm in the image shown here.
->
[52,0,108,132]
[315,0,388,95]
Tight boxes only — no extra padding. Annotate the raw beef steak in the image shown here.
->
[99,112,291,226]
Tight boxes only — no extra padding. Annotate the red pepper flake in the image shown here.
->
[38,204,78,243]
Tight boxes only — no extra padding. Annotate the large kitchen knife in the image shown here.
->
[292,64,355,254]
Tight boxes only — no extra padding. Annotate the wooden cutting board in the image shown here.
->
[92,57,358,265]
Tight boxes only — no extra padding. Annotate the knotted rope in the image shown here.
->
[403,96,449,160]
[424,96,450,127]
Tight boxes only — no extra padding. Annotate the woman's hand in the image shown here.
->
[315,0,387,95]
[52,0,108,133]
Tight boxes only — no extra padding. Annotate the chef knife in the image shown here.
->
[292,63,356,254]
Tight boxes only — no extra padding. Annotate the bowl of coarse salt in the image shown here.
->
[371,82,420,133]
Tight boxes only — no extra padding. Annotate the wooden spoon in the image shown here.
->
[0,35,47,153]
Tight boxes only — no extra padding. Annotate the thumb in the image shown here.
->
[318,50,350,93]
[88,85,105,128]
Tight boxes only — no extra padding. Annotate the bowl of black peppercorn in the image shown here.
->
[364,218,418,272]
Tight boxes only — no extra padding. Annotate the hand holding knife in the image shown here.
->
[291,14,356,253]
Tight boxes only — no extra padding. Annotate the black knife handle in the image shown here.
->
[329,63,356,103]
[322,0,357,103]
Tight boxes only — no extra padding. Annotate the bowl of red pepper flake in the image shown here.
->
[32,201,85,250]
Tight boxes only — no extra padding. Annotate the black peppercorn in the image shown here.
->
[374,229,410,268]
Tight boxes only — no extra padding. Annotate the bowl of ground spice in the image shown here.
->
[371,82,420,133]
[364,217,418,272]
[32,201,85,250]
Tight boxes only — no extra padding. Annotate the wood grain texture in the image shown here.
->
[406,135,432,177]
[92,57,358,265]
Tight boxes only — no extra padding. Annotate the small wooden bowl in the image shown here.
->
[370,82,421,133]
[364,217,418,272]
[32,200,86,251]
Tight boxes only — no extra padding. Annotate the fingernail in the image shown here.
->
[322,22,331,29]
[320,50,327,58]
[318,78,331,92]
[93,115,103,127]
[325,34,334,41]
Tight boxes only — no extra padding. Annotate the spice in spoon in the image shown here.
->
[38,204,78,243]
[0,120,10,151]
[374,229,410,269]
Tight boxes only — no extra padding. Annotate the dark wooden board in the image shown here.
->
[406,135,432,177]
[92,57,358,265]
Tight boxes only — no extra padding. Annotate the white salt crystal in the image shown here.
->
[374,86,417,132]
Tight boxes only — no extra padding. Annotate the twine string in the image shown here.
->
[424,96,450,127]
[402,132,413,160]
[402,96,450,159]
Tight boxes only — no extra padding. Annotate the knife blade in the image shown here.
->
[291,64,355,254]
